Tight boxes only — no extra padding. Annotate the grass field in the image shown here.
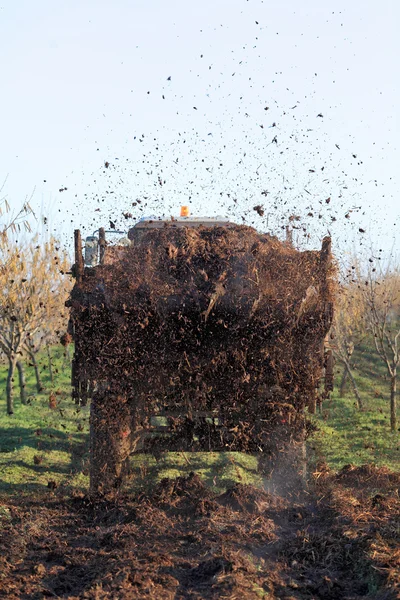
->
[0,343,398,497]
[311,340,400,472]
[0,346,91,495]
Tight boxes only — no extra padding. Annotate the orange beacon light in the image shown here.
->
[180,206,190,217]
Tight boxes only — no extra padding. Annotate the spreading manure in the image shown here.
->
[69,224,335,466]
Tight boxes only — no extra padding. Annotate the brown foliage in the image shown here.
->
[0,236,72,412]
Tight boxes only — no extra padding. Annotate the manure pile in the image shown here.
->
[70,224,334,453]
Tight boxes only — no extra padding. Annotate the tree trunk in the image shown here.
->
[6,357,17,415]
[29,350,43,392]
[390,373,397,433]
[343,358,363,410]
[46,345,54,385]
[16,361,27,405]
[339,365,349,398]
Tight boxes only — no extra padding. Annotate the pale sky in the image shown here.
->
[1,0,399,254]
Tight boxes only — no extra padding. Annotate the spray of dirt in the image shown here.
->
[68,223,335,491]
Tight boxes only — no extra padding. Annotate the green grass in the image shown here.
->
[311,395,399,471]
[0,346,91,495]
[0,342,398,498]
[129,451,262,494]
[311,340,400,471]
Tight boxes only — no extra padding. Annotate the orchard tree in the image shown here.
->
[332,278,366,409]
[362,264,400,432]
[0,236,71,414]
[23,334,45,392]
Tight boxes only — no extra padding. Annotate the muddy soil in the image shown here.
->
[0,465,399,599]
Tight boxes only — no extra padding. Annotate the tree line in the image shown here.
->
[0,228,71,413]
[332,254,400,432]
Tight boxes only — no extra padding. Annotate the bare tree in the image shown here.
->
[0,236,71,413]
[332,279,366,409]
[362,265,400,432]
[24,335,44,392]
